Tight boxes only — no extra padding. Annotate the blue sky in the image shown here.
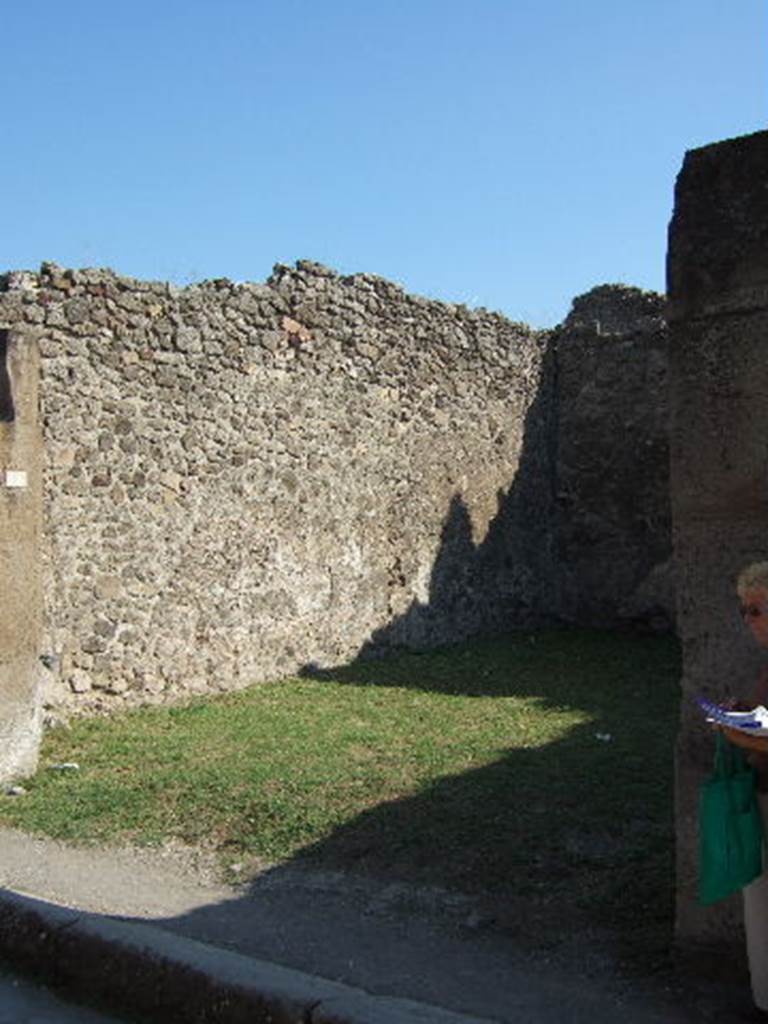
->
[1,1,764,326]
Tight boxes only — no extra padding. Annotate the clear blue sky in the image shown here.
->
[1,1,764,326]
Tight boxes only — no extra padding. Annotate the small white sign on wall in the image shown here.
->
[5,470,28,488]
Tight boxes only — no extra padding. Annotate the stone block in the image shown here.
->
[668,129,768,944]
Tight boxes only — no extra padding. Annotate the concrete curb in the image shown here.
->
[0,888,499,1024]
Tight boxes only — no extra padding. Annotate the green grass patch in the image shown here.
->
[0,629,680,958]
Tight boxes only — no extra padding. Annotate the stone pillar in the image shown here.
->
[668,130,768,943]
[0,327,43,782]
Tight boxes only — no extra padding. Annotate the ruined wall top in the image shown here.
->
[668,129,768,322]
[563,284,665,335]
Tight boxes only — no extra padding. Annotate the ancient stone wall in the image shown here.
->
[553,286,672,629]
[0,261,555,713]
[0,259,670,721]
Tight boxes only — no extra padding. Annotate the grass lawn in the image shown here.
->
[0,629,681,962]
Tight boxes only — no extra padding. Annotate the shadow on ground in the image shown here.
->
[132,629,687,1022]
[117,627,720,1024]
[298,632,679,954]
[137,330,686,1017]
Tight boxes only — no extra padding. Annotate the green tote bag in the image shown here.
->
[699,731,764,905]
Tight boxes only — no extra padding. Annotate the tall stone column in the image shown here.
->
[668,130,768,942]
[0,327,43,782]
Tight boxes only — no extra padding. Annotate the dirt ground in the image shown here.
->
[0,826,756,1023]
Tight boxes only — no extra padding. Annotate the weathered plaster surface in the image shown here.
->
[0,328,43,779]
